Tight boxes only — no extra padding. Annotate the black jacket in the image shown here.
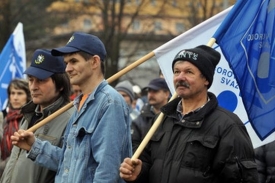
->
[134,92,258,183]
[131,103,156,152]
[255,140,275,183]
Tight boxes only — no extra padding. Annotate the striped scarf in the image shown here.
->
[0,109,23,160]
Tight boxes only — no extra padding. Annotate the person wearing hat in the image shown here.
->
[120,45,258,183]
[1,49,73,183]
[10,32,132,183]
[115,80,140,121]
[131,78,170,152]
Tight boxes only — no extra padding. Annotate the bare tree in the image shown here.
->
[0,0,234,87]
[0,0,62,53]
[0,0,12,49]
[46,0,175,85]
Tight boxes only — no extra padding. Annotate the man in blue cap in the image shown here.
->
[131,78,170,152]
[10,32,132,183]
[1,49,73,183]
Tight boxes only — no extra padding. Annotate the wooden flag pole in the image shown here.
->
[131,38,216,159]
[27,51,155,132]
[107,52,155,83]
[131,92,178,159]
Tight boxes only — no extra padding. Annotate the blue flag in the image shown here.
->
[0,22,26,110]
[214,0,275,140]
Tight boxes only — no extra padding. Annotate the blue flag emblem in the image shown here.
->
[214,0,275,140]
[0,23,26,110]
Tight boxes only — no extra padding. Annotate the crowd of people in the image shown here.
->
[0,32,273,183]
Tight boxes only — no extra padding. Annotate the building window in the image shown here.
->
[83,19,92,30]
[62,22,69,29]
[136,0,141,5]
[132,20,140,30]
[172,0,177,7]
[175,22,184,34]
[154,21,162,31]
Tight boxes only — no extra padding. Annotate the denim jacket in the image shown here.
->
[28,80,132,183]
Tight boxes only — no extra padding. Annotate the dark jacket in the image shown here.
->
[134,92,258,183]
[131,103,156,152]
[255,140,275,183]
[0,97,74,183]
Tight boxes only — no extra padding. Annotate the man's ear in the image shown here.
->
[90,55,101,68]
[204,79,209,88]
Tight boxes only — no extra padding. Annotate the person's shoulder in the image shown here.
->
[99,84,126,102]
[103,84,121,95]
[61,105,75,116]
[212,106,243,125]
[1,108,7,118]
[262,140,275,151]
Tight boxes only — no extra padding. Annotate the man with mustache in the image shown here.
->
[120,45,258,183]
[1,49,73,183]
[131,78,170,152]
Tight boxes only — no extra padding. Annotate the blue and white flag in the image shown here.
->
[154,3,274,148]
[0,22,26,110]
[214,0,275,142]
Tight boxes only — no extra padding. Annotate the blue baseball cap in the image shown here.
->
[24,49,66,80]
[51,32,107,61]
[145,78,169,91]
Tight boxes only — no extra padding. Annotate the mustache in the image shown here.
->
[148,97,156,101]
[175,81,190,88]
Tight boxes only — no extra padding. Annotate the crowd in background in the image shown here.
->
[0,32,273,183]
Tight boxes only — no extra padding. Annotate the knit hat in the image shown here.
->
[172,45,220,88]
[51,32,107,61]
[24,49,66,80]
[115,80,135,102]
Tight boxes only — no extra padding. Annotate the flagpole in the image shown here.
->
[26,51,155,132]
[131,38,216,159]
[131,92,177,159]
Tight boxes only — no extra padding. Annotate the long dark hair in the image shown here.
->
[51,73,71,103]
